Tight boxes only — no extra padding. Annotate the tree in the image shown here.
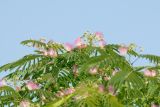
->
[0,32,160,107]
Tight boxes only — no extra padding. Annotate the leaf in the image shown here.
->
[0,86,21,106]
[140,54,160,64]
[45,94,73,107]
[109,69,144,90]
[0,54,42,72]
[21,39,47,49]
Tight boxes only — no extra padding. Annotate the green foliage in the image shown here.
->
[0,32,160,107]
[0,86,21,106]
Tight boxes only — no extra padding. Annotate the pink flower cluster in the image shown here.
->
[26,81,39,90]
[0,79,6,87]
[63,37,87,52]
[144,69,156,77]
[63,32,106,51]
[64,43,73,52]
[75,37,83,47]
[95,32,104,41]
[95,32,106,49]
[19,100,30,107]
[118,46,128,56]
[98,84,105,92]
[151,104,159,107]
[64,88,75,95]
[55,88,75,97]
[108,85,116,95]
[43,49,57,57]
[89,67,98,75]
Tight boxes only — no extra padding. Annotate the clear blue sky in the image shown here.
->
[0,0,160,77]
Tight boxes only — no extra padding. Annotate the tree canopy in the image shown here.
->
[0,32,160,107]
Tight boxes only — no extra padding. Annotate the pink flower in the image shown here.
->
[151,104,159,107]
[26,81,39,90]
[48,49,57,57]
[144,69,156,77]
[98,84,105,92]
[118,46,128,56]
[19,100,30,107]
[151,70,157,77]
[74,37,87,49]
[89,67,98,75]
[0,79,6,87]
[56,88,75,97]
[99,40,106,49]
[64,88,75,95]
[75,37,82,47]
[144,69,150,76]
[95,32,104,41]
[78,44,87,49]
[108,85,115,95]
[64,43,73,52]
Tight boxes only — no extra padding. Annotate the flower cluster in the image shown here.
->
[144,69,156,77]
[63,32,107,52]
[26,81,39,90]
[95,32,106,49]
[98,84,105,92]
[19,100,30,107]
[42,49,57,57]
[118,46,128,56]
[64,43,73,52]
[108,85,116,95]
[89,66,98,75]
[151,103,159,107]
[1,32,159,107]
[0,79,6,87]
[55,87,75,97]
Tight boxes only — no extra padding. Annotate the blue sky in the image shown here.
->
[0,0,160,77]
